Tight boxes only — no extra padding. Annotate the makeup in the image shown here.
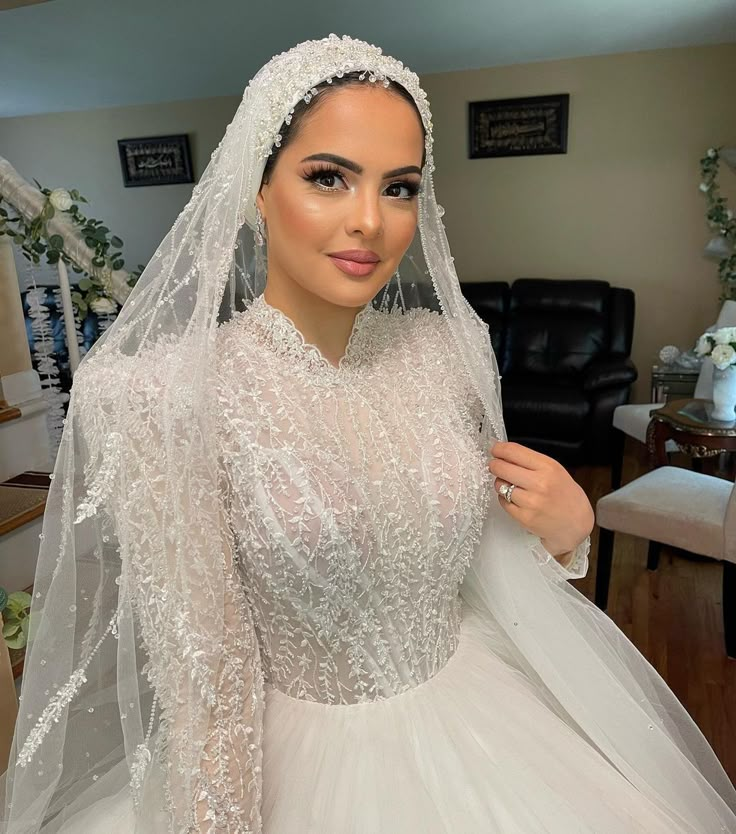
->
[327,255,380,277]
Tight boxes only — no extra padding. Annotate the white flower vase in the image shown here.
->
[711,366,736,421]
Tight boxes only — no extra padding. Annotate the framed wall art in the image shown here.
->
[468,94,569,159]
[117,134,195,187]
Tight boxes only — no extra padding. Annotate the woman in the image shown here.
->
[2,33,735,834]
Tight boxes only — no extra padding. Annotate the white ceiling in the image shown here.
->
[2,0,735,118]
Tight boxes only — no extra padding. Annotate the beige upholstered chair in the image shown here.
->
[595,467,736,657]
[610,300,736,488]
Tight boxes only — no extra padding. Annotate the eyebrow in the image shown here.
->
[300,152,422,179]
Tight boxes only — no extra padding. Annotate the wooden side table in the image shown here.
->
[646,398,736,473]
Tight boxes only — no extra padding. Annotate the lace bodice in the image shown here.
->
[215,295,493,705]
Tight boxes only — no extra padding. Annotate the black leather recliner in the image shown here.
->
[461,279,637,467]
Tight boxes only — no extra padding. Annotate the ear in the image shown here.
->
[255,187,266,219]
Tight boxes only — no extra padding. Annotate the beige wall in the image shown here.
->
[1,43,735,402]
[422,42,736,402]
[0,96,240,273]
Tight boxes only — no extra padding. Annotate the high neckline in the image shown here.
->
[247,293,375,374]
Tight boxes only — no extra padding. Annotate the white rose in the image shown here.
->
[695,334,713,356]
[699,182,711,192]
[714,326,736,344]
[49,188,72,211]
[90,297,117,315]
[707,148,717,158]
[711,343,736,370]
[98,266,114,294]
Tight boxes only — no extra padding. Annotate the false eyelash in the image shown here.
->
[303,163,421,199]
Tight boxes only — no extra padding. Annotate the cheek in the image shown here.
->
[389,208,418,256]
[276,192,334,250]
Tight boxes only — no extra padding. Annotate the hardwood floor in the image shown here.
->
[568,438,735,786]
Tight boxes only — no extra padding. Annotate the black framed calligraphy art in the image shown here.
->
[117,134,195,187]
[469,94,569,159]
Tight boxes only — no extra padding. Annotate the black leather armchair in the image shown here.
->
[461,278,637,467]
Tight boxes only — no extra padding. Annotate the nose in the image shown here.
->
[346,185,384,239]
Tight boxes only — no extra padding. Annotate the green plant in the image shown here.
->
[699,146,736,302]
[0,183,144,318]
[0,589,32,651]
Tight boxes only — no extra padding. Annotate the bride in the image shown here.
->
[2,33,735,834]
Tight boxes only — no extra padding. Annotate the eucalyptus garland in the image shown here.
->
[0,586,32,651]
[0,184,143,317]
[699,146,736,301]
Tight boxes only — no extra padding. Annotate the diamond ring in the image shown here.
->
[498,482,516,503]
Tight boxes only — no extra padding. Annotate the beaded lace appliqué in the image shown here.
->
[216,299,492,706]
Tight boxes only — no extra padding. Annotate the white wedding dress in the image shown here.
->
[52,295,724,833]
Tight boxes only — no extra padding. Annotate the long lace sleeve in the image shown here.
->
[75,352,265,833]
[191,492,265,833]
[529,535,591,582]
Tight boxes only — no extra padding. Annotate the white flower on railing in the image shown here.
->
[90,296,117,315]
[48,188,72,211]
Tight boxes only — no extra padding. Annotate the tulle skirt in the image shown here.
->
[52,606,712,833]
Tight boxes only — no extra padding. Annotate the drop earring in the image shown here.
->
[393,267,407,309]
[255,207,267,247]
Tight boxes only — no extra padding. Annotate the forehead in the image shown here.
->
[288,84,424,161]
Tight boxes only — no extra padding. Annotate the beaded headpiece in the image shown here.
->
[236,32,435,229]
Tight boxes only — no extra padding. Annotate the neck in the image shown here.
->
[263,278,367,368]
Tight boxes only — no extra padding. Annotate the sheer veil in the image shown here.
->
[1,33,735,833]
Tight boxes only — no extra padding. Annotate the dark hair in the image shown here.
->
[260,71,427,187]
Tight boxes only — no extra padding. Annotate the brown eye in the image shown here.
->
[303,165,346,191]
[314,172,341,188]
[385,181,420,200]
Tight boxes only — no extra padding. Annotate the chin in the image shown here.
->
[301,268,394,310]
[330,279,391,310]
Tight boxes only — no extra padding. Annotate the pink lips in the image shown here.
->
[327,249,381,278]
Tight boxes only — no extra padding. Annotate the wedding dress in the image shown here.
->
[3,33,736,834]
[44,296,731,832]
